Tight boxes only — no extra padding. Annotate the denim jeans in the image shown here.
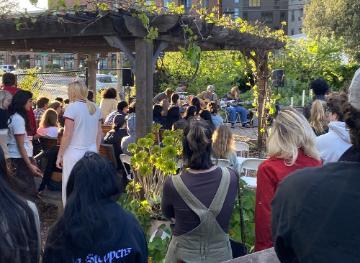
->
[226,106,249,124]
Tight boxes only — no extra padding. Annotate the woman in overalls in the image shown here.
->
[162,120,239,263]
[56,81,102,206]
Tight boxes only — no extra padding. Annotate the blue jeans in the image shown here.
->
[226,106,249,124]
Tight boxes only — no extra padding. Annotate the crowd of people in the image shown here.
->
[0,68,359,262]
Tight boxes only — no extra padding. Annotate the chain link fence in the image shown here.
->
[15,68,134,101]
[16,70,86,100]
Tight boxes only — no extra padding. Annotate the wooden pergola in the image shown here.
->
[0,11,284,147]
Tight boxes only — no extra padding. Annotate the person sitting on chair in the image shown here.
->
[224,87,249,128]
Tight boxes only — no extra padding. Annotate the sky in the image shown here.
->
[18,0,48,12]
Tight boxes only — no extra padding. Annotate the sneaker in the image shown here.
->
[242,123,251,128]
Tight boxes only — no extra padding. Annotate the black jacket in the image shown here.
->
[272,146,360,263]
[43,201,148,263]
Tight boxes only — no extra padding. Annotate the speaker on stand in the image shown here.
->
[122,68,134,102]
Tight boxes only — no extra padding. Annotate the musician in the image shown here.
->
[197,85,218,102]
[225,86,250,128]
[153,88,173,104]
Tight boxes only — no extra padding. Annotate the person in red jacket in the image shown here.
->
[1,73,37,136]
[255,107,322,251]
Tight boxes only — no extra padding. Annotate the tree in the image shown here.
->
[157,51,248,97]
[272,36,359,106]
[303,0,360,52]
[0,0,19,16]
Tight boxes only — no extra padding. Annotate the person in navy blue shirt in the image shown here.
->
[43,152,148,263]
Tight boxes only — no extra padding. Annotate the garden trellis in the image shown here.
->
[0,8,284,150]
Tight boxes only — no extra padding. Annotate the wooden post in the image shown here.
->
[116,52,123,100]
[254,51,270,157]
[135,38,154,139]
[87,53,97,102]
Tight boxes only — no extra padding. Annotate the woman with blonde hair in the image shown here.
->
[37,108,59,138]
[310,99,329,136]
[255,107,321,252]
[212,125,240,173]
[56,81,102,205]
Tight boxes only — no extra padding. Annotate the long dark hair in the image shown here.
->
[183,120,213,170]
[45,153,121,260]
[200,109,215,132]
[190,97,201,114]
[9,90,33,133]
[165,106,180,129]
[184,106,197,120]
[0,147,39,263]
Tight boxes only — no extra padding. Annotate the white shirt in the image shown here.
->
[37,127,59,138]
[7,113,33,158]
[316,121,352,163]
[64,101,102,150]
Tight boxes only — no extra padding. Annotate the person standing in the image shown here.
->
[44,153,148,263]
[316,92,352,163]
[162,120,238,263]
[56,81,102,206]
[271,69,360,263]
[255,107,321,251]
[99,88,118,119]
[1,73,37,136]
[0,146,41,263]
[7,90,42,198]
[0,90,12,159]
[309,99,329,136]
[304,78,330,119]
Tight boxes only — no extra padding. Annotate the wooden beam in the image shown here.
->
[152,41,168,70]
[135,38,154,139]
[87,53,97,102]
[104,35,136,72]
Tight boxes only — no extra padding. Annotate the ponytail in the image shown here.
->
[86,99,96,115]
[183,120,213,170]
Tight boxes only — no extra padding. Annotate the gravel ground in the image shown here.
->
[35,199,58,251]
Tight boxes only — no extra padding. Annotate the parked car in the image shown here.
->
[0,65,16,73]
[96,74,117,91]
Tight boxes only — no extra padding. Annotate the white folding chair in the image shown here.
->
[239,158,265,177]
[120,154,134,180]
[234,141,250,157]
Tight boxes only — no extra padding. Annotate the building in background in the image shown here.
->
[222,0,289,30]
[288,0,307,35]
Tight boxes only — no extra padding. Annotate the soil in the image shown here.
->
[35,199,58,250]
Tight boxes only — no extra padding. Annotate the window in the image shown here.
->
[291,29,294,35]
[280,11,286,21]
[185,0,192,8]
[261,12,273,24]
[233,8,240,18]
[249,0,260,7]
[163,0,171,7]
[291,10,295,21]
[234,0,239,3]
